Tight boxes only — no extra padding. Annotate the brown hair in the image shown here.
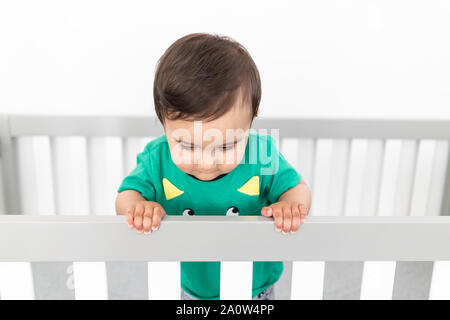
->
[153,33,261,124]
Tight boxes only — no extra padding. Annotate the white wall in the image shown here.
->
[0,0,449,119]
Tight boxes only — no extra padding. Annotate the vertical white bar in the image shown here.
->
[86,137,123,216]
[310,139,333,216]
[0,262,35,299]
[280,138,300,171]
[393,140,418,217]
[344,139,367,216]
[148,262,181,300]
[429,261,450,300]
[360,139,384,217]
[49,137,91,300]
[297,138,316,189]
[0,157,5,214]
[360,261,396,300]
[16,137,39,215]
[51,137,90,215]
[73,262,108,300]
[426,140,449,216]
[377,139,402,216]
[123,137,146,177]
[291,262,325,300]
[410,140,436,216]
[327,139,350,216]
[220,262,253,300]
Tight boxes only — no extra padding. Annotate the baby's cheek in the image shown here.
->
[171,148,194,166]
[177,163,194,173]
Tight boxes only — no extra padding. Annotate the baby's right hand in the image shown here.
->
[126,201,166,234]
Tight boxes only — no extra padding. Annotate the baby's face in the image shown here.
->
[163,103,253,181]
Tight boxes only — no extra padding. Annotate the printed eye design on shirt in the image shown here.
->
[182,208,195,216]
[226,206,239,216]
[162,176,259,216]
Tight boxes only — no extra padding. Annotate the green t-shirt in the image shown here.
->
[117,131,302,299]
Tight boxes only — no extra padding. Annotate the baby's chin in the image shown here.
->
[189,172,224,181]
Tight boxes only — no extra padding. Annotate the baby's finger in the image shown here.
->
[133,203,145,233]
[126,207,135,228]
[273,208,283,232]
[281,207,292,234]
[291,204,301,233]
[151,206,165,231]
[261,206,273,217]
[299,204,308,223]
[142,205,153,234]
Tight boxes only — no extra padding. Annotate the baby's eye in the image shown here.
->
[181,144,196,151]
[221,145,234,151]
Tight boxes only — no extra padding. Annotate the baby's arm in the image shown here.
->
[261,178,312,235]
[115,190,146,215]
[116,190,166,234]
[278,178,311,213]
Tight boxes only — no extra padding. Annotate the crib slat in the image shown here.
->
[73,262,108,300]
[275,261,292,300]
[32,262,75,300]
[0,262,34,299]
[16,137,40,215]
[323,139,365,299]
[278,139,300,300]
[392,261,433,300]
[87,137,150,299]
[297,138,316,189]
[105,261,148,300]
[290,261,324,300]
[360,140,384,216]
[86,137,123,215]
[31,137,91,300]
[310,139,333,216]
[322,261,364,300]
[360,261,396,300]
[280,138,300,171]
[410,140,437,216]
[148,262,180,300]
[0,157,5,215]
[15,137,76,300]
[328,139,350,215]
[393,140,418,216]
[429,261,450,299]
[344,139,367,216]
[378,139,402,216]
[0,115,21,214]
[427,140,449,216]
[51,137,90,215]
[220,261,253,300]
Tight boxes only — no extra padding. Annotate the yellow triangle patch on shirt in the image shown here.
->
[237,176,260,196]
[162,177,184,200]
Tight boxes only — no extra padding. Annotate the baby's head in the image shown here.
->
[153,33,261,181]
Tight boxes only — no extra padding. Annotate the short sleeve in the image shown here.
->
[261,135,302,204]
[117,150,156,201]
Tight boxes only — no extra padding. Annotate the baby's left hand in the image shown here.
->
[261,201,309,234]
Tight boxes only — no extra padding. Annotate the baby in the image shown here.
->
[115,33,312,300]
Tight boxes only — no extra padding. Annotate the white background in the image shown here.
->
[1,0,449,119]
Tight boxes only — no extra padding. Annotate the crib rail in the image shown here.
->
[4,114,450,139]
[2,215,450,300]
[1,114,450,300]
[1,215,450,262]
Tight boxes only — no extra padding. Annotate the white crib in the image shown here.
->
[0,114,449,300]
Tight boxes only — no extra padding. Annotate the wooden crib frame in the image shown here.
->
[1,114,450,300]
